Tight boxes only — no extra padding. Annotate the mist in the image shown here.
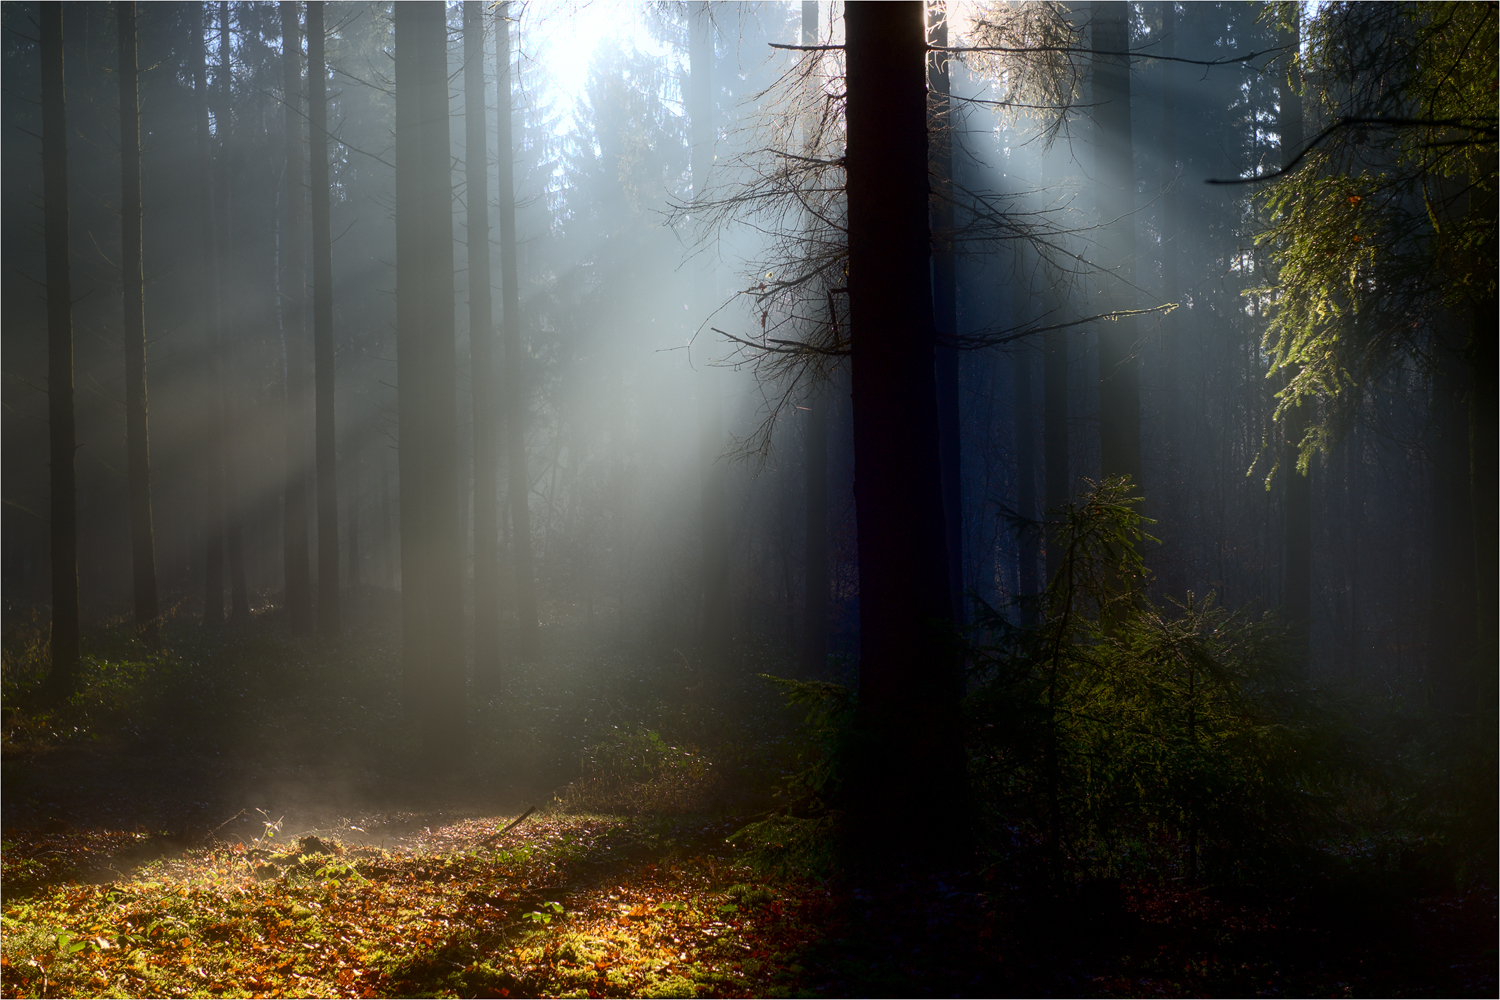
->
[2,2,1494,997]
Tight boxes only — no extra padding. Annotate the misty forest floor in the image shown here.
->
[2,593,1495,998]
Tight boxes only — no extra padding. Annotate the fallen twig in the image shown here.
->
[479,806,537,848]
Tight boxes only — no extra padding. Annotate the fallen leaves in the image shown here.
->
[0,814,816,999]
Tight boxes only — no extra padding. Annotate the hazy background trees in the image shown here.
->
[1,0,1489,756]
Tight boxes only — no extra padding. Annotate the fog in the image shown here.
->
[3,0,1492,825]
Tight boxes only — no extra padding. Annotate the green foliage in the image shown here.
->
[728,676,852,872]
[972,478,1364,879]
[1255,2,1498,467]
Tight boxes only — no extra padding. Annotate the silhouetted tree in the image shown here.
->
[1090,0,1142,489]
[845,0,965,856]
[218,0,251,622]
[308,0,340,639]
[396,0,467,759]
[41,1,79,694]
[928,1,965,627]
[280,0,313,635]
[191,0,227,628]
[496,1,538,661]
[691,3,731,663]
[466,0,500,686]
[117,0,159,646]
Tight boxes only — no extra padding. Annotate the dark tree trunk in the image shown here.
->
[802,394,828,677]
[1091,0,1142,488]
[1014,344,1039,602]
[280,1,313,635]
[41,1,80,695]
[928,1,965,626]
[495,2,538,660]
[191,1,226,628]
[845,0,966,857]
[220,0,250,622]
[117,0,159,647]
[308,0,340,638]
[1155,0,1185,600]
[691,2,731,662]
[1043,275,1070,585]
[466,0,500,688]
[1469,293,1498,721]
[1430,321,1478,708]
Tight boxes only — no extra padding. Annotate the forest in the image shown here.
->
[0,1,1495,996]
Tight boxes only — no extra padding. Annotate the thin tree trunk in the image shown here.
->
[41,1,80,695]
[1430,321,1475,708]
[117,0,159,647]
[1468,292,1498,721]
[466,0,501,689]
[191,1,226,628]
[495,2,538,659]
[845,0,965,858]
[928,1,965,628]
[396,1,431,714]
[308,0,340,638]
[1043,274,1069,585]
[1014,344,1039,602]
[347,443,360,590]
[280,0,313,635]
[798,1,828,680]
[691,2,731,662]
[1091,0,1142,488]
[1155,0,1184,600]
[415,0,467,759]
[220,0,249,621]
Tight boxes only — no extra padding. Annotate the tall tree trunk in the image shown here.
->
[1043,274,1069,585]
[1155,0,1184,600]
[41,1,80,695]
[280,1,313,635]
[220,0,250,622]
[308,0,340,638]
[928,1,965,627]
[1469,292,1498,720]
[798,0,827,679]
[1430,322,1477,708]
[414,0,467,759]
[845,0,965,858]
[691,2,731,662]
[466,0,501,689]
[117,0,159,647]
[394,2,427,700]
[495,2,538,659]
[1279,13,1312,677]
[347,443,360,589]
[1091,0,1142,488]
[1014,343,1039,602]
[191,1,226,627]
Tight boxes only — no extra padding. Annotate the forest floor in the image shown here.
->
[1,593,1495,998]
